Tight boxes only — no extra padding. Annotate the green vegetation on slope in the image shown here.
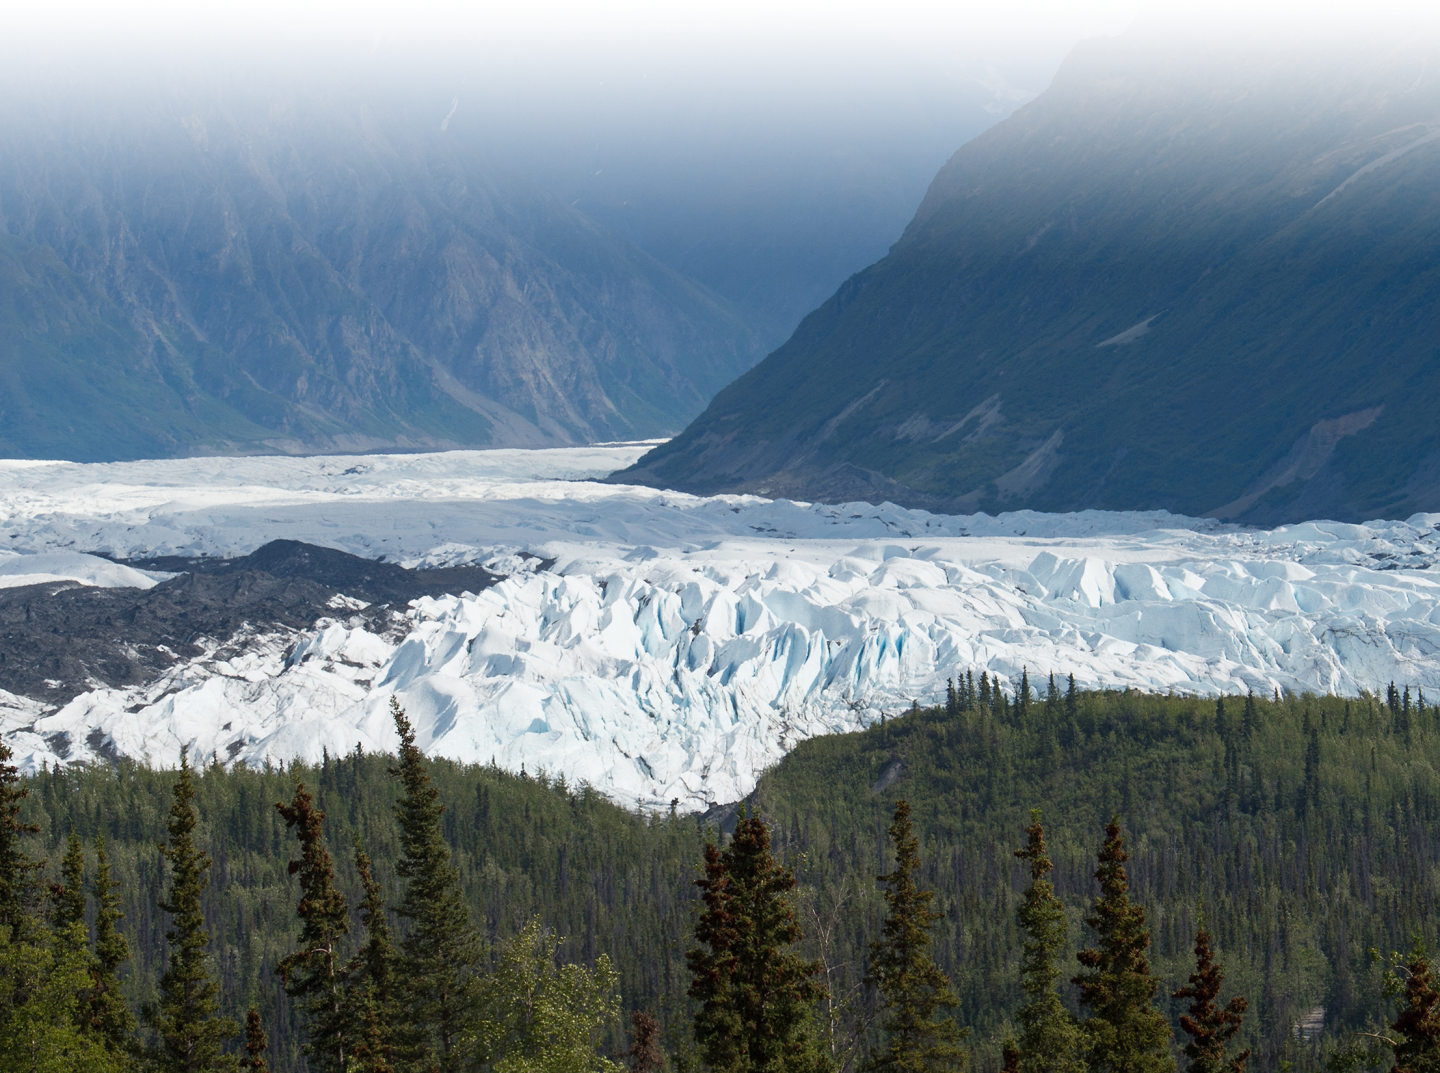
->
[14,684,1440,1070]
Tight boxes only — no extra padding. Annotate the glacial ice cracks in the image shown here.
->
[3,443,1440,811]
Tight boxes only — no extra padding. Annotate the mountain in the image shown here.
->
[0,77,764,460]
[619,26,1440,525]
[298,17,996,342]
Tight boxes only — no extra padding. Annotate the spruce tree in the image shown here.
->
[1173,927,1248,1073]
[92,834,138,1054]
[1390,944,1440,1073]
[242,1008,270,1073]
[623,1010,665,1073]
[0,916,125,1072]
[1002,1042,1021,1073]
[390,698,482,1071]
[276,782,350,1071]
[150,750,237,1073]
[47,829,101,1045]
[344,841,398,1073]
[1013,811,1085,1073]
[689,841,744,1073]
[1073,819,1174,1073]
[865,800,966,1073]
[688,812,827,1073]
[0,736,41,940]
[50,830,87,932]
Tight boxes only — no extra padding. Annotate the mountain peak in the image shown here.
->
[619,28,1440,526]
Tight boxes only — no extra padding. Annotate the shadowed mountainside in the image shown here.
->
[0,78,764,460]
[620,27,1440,525]
[300,15,1002,342]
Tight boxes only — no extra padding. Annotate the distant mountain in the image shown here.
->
[0,82,763,460]
[298,17,996,342]
[621,28,1440,525]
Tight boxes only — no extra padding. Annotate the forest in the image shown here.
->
[5,676,1440,1072]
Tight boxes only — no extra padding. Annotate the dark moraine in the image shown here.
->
[0,540,498,709]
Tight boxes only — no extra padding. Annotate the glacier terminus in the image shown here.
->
[2,443,1440,811]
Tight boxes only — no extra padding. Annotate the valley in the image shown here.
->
[1,12,1438,1073]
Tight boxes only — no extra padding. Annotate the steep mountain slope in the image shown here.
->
[0,232,268,456]
[299,18,996,341]
[621,28,1440,525]
[0,80,763,460]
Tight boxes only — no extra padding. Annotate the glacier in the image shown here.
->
[3,444,1440,810]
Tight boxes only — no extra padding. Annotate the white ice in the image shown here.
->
[2,444,1440,810]
[0,550,166,590]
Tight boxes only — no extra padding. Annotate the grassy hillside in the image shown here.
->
[19,684,1440,1071]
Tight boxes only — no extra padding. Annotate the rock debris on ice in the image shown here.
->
[4,444,1440,810]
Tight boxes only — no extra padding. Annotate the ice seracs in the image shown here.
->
[3,445,1440,811]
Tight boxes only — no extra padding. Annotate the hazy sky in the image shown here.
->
[256,0,1134,100]
[256,0,1134,34]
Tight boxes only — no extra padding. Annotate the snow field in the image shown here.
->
[4,445,1440,810]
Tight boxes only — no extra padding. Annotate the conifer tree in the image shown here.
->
[1173,927,1248,1073]
[866,800,966,1073]
[50,830,87,932]
[623,1010,665,1073]
[1303,728,1321,813]
[242,1008,270,1073]
[0,917,125,1072]
[276,782,350,1071]
[0,736,41,940]
[688,812,827,1073]
[1390,944,1440,1073]
[689,841,743,1073]
[91,834,138,1054]
[1013,811,1085,1073]
[46,829,102,1045]
[1066,675,1079,721]
[150,750,237,1073]
[390,698,483,1071]
[344,841,398,1073]
[1073,819,1174,1073]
